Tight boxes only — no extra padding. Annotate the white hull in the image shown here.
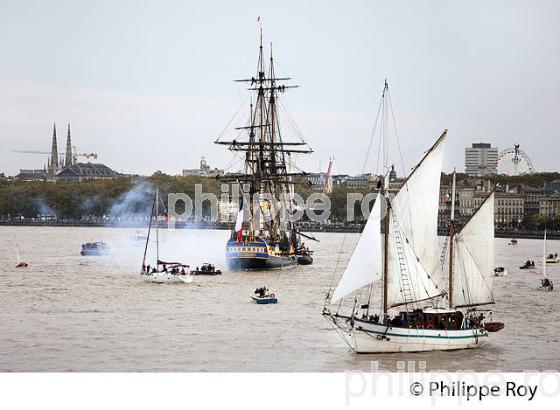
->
[141,273,193,284]
[334,318,488,353]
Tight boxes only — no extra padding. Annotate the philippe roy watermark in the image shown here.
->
[165,183,390,229]
[345,360,560,406]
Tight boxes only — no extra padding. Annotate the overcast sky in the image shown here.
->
[1,0,558,177]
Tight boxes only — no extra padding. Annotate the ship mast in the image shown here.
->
[215,31,312,243]
[448,170,456,308]
[381,80,390,316]
[156,188,160,263]
[382,192,390,316]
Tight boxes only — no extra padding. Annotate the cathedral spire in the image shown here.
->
[51,123,58,167]
[48,123,59,177]
[65,123,73,167]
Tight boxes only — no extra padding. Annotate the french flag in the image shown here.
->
[235,197,244,242]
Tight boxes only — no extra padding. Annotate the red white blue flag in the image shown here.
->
[235,197,244,242]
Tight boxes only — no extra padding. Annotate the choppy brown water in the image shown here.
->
[1,226,559,372]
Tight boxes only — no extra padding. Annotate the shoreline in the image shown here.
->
[1,220,558,239]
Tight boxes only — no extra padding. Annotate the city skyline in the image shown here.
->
[1,1,559,176]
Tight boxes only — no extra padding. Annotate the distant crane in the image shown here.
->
[12,146,98,164]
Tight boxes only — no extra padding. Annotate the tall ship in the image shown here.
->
[322,82,503,353]
[215,31,314,270]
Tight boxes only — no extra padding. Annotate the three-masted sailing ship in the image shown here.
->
[215,32,314,270]
[323,82,502,353]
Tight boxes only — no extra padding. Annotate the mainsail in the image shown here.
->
[386,132,447,308]
[452,192,495,308]
[391,131,447,283]
[331,194,382,303]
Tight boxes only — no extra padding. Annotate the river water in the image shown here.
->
[1,226,559,372]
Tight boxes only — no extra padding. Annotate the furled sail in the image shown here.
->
[331,194,382,303]
[452,193,495,307]
[386,214,445,308]
[391,131,447,286]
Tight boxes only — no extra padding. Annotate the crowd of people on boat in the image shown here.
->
[254,286,269,298]
[520,260,535,268]
[141,264,187,275]
[359,310,485,330]
[195,264,216,273]
[541,278,554,290]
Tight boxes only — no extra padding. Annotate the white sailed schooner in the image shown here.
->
[323,82,503,353]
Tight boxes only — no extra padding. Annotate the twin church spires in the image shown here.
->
[47,123,73,177]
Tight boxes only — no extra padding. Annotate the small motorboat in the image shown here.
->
[484,321,505,332]
[191,263,222,275]
[494,266,507,277]
[545,253,560,264]
[297,254,313,265]
[296,247,314,265]
[251,287,277,304]
[15,261,28,268]
[508,238,518,245]
[80,241,110,256]
[519,260,535,269]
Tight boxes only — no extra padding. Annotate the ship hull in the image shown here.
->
[226,238,297,270]
[227,254,297,270]
[333,317,488,353]
[80,250,110,256]
[141,272,193,284]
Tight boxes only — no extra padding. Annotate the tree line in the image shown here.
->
[1,171,558,224]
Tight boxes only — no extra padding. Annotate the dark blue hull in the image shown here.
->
[80,249,110,256]
[251,295,278,304]
[228,254,297,270]
[226,237,297,270]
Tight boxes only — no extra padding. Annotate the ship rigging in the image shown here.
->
[215,31,314,269]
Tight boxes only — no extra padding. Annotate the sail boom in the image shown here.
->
[227,147,313,154]
[454,301,495,309]
[389,292,447,309]
[235,77,291,83]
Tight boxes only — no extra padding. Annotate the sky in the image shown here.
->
[0,0,559,177]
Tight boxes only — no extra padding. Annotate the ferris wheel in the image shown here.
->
[497,144,535,175]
